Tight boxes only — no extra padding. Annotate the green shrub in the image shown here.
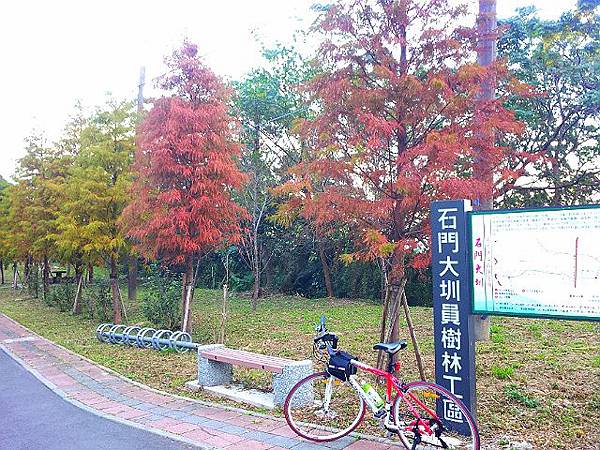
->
[141,273,181,330]
[47,283,76,312]
[229,271,254,292]
[27,267,40,299]
[82,281,112,321]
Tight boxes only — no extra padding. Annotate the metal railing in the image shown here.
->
[96,323,198,353]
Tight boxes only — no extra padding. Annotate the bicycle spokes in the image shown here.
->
[394,383,479,450]
[284,372,366,442]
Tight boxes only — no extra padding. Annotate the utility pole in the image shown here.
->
[477,0,496,119]
[472,0,496,341]
[137,66,145,113]
[127,66,145,303]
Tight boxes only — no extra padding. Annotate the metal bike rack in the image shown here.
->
[95,323,198,353]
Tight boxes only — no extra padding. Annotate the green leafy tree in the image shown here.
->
[233,45,316,306]
[56,101,87,156]
[56,98,136,323]
[51,104,90,312]
[10,133,68,298]
[0,176,13,284]
[499,3,600,206]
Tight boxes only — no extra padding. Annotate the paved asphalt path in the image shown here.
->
[0,349,193,450]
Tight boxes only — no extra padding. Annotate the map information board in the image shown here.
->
[470,206,600,321]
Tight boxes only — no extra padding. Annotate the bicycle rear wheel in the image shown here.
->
[393,381,479,450]
[284,371,366,442]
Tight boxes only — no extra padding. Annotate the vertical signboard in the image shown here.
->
[431,200,477,432]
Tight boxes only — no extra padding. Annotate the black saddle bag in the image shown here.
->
[327,350,357,381]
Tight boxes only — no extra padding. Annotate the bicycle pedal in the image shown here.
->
[373,408,386,419]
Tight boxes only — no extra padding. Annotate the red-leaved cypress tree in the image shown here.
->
[123,42,247,333]
[275,0,533,372]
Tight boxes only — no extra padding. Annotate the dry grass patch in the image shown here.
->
[0,286,598,449]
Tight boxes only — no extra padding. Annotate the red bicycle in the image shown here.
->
[284,317,479,449]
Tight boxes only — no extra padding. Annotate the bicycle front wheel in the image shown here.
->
[284,371,366,442]
[393,381,479,450]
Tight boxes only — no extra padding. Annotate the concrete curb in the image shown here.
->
[0,313,282,423]
[0,312,399,448]
[0,342,209,449]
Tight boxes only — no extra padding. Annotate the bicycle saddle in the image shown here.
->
[373,341,408,354]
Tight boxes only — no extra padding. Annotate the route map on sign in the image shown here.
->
[470,206,600,321]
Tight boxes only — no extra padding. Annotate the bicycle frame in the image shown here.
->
[344,359,440,436]
[295,318,478,448]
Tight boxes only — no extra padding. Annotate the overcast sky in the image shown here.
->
[0,0,575,181]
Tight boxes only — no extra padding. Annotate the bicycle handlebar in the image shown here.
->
[317,315,326,333]
[313,316,338,352]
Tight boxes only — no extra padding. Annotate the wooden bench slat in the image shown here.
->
[202,348,293,365]
[203,352,284,373]
[201,350,288,368]
[200,347,294,373]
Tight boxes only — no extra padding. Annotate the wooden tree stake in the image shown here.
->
[219,283,228,344]
[401,290,426,381]
[72,275,83,314]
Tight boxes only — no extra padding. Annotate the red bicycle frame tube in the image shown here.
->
[351,360,396,400]
[351,359,438,435]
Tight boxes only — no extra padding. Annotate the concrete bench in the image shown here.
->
[196,344,312,407]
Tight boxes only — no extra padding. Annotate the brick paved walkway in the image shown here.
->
[0,314,397,450]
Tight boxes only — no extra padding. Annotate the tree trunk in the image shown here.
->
[42,255,50,302]
[86,265,95,318]
[32,263,39,298]
[251,269,260,311]
[72,264,83,315]
[0,259,4,284]
[264,256,274,291]
[376,286,391,370]
[127,255,137,302]
[251,227,260,311]
[72,274,84,315]
[377,277,406,369]
[110,256,122,324]
[24,255,31,282]
[249,119,262,311]
[380,263,386,304]
[388,284,402,358]
[378,278,425,381]
[351,266,361,298]
[317,239,334,297]
[551,148,562,206]
[181,258,195,333]
[12,262,18,289]
[181,269,188,315]
[378,0,408,368]
[88,263,94,283]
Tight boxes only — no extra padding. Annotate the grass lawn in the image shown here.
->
[0,285,598,449]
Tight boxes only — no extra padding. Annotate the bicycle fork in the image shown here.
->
[323,376,334,411]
